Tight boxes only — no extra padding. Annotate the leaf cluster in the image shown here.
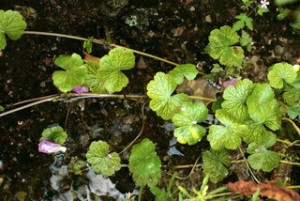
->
[146,64,198,120]
[86,138,162,187]
[52,47,135,93]
[268,62,300,121]
[205,79,282,181]
[147,65,211,145]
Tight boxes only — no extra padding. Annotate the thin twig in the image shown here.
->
[0,93,215,118]
[238,146,260,184]
[280,160,300,166]
[118,103,146,155]
[0,95,60,118]
[169,156,201,180]
[282,117,300,136]
[7,94,59,107]
[24,31,178,66]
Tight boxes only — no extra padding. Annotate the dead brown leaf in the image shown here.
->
[228,180,300,201]
[83,51,100,62]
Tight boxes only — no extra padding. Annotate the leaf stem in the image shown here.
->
[118,103,146,155]
[287,185,300,189]
[189,95,216,102]
[0,93,214,117]
[231,159,247,163]
[238,146,261,184]
[276,138,300,147]
[0,95,60,118]
[138,185,144,201]
[171,163,202,170]
[280,160,300,166]
[282,117,300,136]
[23,31,178,66]
[6,94,59,107]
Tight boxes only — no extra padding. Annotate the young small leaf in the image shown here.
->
[168,64,198,85]
[0,105,4,112]
[129,138,162,186]
[172,101,208,145]
[205,25,244,67]
[97,47,135,93]
[232,13,253,31]
[247,133,280,172]
[268,62,297,89]
[150,186,168,201]
[84,61,106,93]
[86,140,121,176]
[53,53,87,92]
[207,109,246,150]
[222,79,254,123]
[257,5,270,16]
[202,149,231,183]
[40,125,67,145]
[240,30,252,52]
[0,10,27,50]
[147,72,190,120]
[83,36,93,54]
[246,83,281,131]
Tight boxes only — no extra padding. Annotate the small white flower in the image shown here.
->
[181,107,187,112]
[293,64,299,72]
[191,120,197,124]
[260,0,270,9]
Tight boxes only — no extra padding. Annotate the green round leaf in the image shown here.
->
[268,62,297,89]
[86,140,121,176]
[100,47,135,70]
[283,87,300,105]
[246,83,281,131]
[168,64,198,85]
[97,47,135,93]
[247,149,280,172]
[246,132,280,172]
[40,125,67,145]
[207,109,246,150]
[242,122,276,144]
[172,102,208,145]
[202,149,231,183]
[222,79,254,123]
[0,10,27,50]
[84,61,106,93]
[129,138,162,186]
[52,53,87,92]
[205,25,244,67]
[147,72,191,120]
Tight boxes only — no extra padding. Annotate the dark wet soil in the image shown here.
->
[0,0,300,200]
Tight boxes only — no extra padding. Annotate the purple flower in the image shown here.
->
[73,85,89,94]
[222,78,239,88]
[38,140,67,154]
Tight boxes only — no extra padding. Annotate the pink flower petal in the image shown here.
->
[38,140,67,154]
[73,86,89,94]
[222,78,239,88]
